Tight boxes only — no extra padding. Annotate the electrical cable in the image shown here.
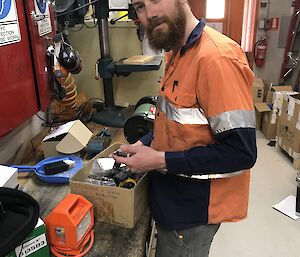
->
[70,23,85,32]
[110,13,129,24]
[54,0,99,18]
[50,229,94,257]
[40,98,103,128]
[35,113,48,123]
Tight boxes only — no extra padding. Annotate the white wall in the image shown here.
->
[254,0,294,83]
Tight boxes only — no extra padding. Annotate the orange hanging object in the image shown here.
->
[57,72,78,109]
[53,67,87,120]
[44,194,94,256]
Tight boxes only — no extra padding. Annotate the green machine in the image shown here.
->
[124,96,157,143]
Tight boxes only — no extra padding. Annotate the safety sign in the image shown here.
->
[0,0,21,47]
[34,0,52,36]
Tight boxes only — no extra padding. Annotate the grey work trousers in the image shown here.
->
[155,223,221,257]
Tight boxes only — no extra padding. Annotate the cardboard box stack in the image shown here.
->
[252,78,265,129]
[276,93,300,168]
[254,81,295,140]
[70,143,148,228]
[252,78,265,104]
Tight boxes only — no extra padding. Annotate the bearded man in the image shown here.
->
[113,1,257,256]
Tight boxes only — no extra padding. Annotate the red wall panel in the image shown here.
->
[24,0,54,111]
[0,0,54,137]
[0,0,39,137]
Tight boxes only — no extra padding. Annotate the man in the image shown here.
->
[113,0,257,256]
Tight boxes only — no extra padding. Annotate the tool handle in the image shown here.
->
[10,166,36,173]
[113,150,128,157]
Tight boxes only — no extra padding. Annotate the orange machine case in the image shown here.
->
[44,194,94,250]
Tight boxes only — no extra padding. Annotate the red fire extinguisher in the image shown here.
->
[254,38,267,67]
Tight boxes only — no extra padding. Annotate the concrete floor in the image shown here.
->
[210,131,300,257]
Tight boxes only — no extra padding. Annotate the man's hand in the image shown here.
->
[112,144,166,173]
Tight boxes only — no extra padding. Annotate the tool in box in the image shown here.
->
[87,152,142,189]
[86,127,112,159]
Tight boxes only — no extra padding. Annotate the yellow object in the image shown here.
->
[119,178,137,188]
[118,11,127,20]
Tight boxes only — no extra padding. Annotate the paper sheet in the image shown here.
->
[272,195,299,220]
[43,120,76,141]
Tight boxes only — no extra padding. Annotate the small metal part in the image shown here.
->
[87,175,116,186]
[113,150,128,157]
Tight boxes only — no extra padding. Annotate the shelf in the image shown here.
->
[113,56,163,74]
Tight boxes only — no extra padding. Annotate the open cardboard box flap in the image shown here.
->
[42,120,92,157]
[271,85,293,92]
[56,120,93,154]
[254,102,272,113]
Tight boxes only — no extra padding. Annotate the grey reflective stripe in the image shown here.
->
[158,169,246,180]
[175,170,246,180]
[208,110,256,134]
[157,96,209,125]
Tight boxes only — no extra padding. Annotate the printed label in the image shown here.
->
[288,98,296,117]
[34,0,52,36]
[297,112,300,131]
[271,112,277,124]
[15,233,47,257]
[0,0,20,46]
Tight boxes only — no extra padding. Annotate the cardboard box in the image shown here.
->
[262,80,272,100]
[276,93,300,158]
[42,120,93,158]
[262,110,277,140]
[6,218,50,257]
[252,78,265,103]
[254,102,271,130]
[265,85,293,104]
[69,143,148,228]
[0,165,18,188]
[255,85,296,138]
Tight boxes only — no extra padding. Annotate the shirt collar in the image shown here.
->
[180,18,206,56]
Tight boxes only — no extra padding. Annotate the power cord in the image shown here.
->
[35,98,104,128]
[50,229,94,257]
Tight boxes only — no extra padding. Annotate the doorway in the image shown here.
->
[189,0,258,67]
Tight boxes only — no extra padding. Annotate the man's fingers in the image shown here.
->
[112,155,127,164]
[120,144,139,154]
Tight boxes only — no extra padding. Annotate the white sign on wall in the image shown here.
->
[0,0,21,46]
[34,0,52,36]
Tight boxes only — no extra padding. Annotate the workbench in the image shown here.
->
[18,122,151,257]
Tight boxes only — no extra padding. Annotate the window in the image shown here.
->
[206,0,226,19]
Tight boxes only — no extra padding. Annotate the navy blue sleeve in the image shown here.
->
[139,131,153,146]
[165,128,257,175]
